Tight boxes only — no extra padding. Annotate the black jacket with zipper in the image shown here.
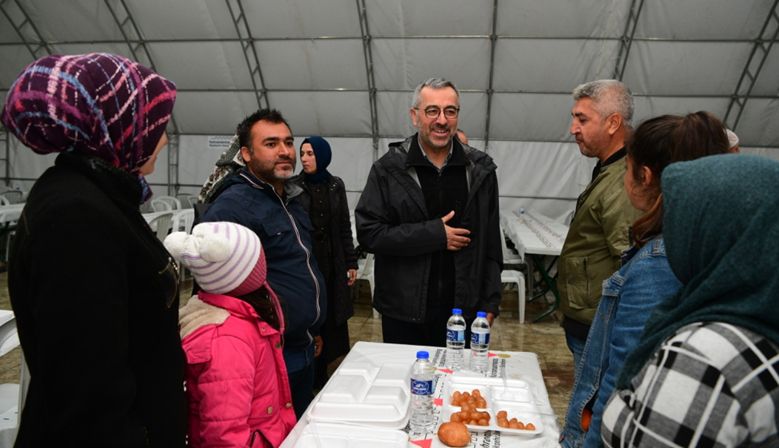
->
[355,135,503,323]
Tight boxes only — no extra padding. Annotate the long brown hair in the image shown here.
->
[628,111,730,247]
[238,285,287,331]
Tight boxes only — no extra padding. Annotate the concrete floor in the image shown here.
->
[0,272,574,423]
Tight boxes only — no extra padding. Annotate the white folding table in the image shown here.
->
[280,341,560,448]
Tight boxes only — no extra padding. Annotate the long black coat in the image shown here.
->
[9,152,187,447]
[290,174,358,326]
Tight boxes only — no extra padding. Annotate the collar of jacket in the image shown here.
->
[383,134,497,216]
[228,168,304,202]
[406,135,471,168]
[56,150,144,207]
[198,291,263,320]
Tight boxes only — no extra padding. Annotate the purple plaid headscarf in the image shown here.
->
[1,53,176,202]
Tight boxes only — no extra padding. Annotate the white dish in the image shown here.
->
[306,361,412,427]
[441,376,544,436]
[293,421,408,448]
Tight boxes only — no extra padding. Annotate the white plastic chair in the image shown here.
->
[0,191,22,205]
[502,269,527,324]
[500,226,528,323]
[356,253,379,319]
[150,199,172,212]
[500,223,524,268]
[171,209,195,234]
[171,210,195,280]
[148,212,174,242]
[187,195,199,209]
[156,196,182,211]
[0,311,30,445]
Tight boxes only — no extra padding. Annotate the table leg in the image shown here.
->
[531,254,560,322]
[525,255,534,299]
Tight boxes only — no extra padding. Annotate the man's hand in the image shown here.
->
[442,211,471,251]
[486,312,496,326]
[347,268,357,286]
[314,335,323,358]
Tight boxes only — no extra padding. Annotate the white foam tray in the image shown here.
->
[440,376,544,436]
[307,361,412,428]
[293,421,408,448]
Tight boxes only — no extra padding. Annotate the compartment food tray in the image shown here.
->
[307,361,412,428]
[441,375,544,436]
[293,421,407,448]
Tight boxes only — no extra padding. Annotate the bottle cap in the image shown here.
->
[477,311,487,318]
[452,308,462,314]
[416,351,429,359]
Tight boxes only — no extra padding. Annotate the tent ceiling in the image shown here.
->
[1,0,778,147]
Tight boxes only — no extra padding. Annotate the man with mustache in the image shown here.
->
[201,109,326,419]
[558,80,643,369]
[356,78,502,347]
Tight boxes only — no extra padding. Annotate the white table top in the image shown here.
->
[280,341,560,448]
[500,210,568,259]
[0,204,25,225]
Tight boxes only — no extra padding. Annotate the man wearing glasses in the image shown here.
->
[356,78,502,346]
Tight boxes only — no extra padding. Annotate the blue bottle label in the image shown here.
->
[446,329,464,342]
[471,332,490,345]
[411,379,434,395]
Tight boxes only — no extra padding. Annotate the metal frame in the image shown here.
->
[724,0,779,131]
[104,0,181,196]
[225,0,269,111]
[483,0,499,152]
[0,0,50,60]
[0,129,8,188]
[356,0,379,160]
[613,0,645,81]
[1,1,779,151]
[0,0,52,187]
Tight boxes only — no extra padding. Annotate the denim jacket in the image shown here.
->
[560,236,681,448]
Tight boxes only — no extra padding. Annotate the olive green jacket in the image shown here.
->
[557,156,644,326]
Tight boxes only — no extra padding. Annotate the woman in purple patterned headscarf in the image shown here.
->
[1,53,186,447]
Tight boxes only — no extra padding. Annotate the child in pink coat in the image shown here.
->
[165,222,297,447]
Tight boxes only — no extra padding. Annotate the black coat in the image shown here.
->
[9,152,187,447]
[291,174,358,326]
[355,136,503,323]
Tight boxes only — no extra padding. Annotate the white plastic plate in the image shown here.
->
[307,361,412,427]
[293,421,408,448]
[440,376,544,436]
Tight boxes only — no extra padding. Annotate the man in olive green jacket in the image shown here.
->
[558,80,644,367]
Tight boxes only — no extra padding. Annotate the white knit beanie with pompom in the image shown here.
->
[164,221,265,296]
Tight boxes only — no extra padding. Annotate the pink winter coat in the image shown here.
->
[179,292,297,447]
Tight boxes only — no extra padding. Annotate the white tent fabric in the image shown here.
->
[2,0,779,221]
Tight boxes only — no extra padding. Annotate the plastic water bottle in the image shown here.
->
[410,351,435,433]
[519,207,525,223]
[446,308,466,371]
[469,312,491,373]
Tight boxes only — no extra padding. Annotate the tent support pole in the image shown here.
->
[484,0,499,152]
[225,0,270,111]
[613,0,645,81]
[724,0,779,132]
[356,0,379,161]
[105,0,181,195]
[0,0,51,60]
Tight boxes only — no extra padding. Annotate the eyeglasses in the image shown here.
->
[417,106,460,119]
